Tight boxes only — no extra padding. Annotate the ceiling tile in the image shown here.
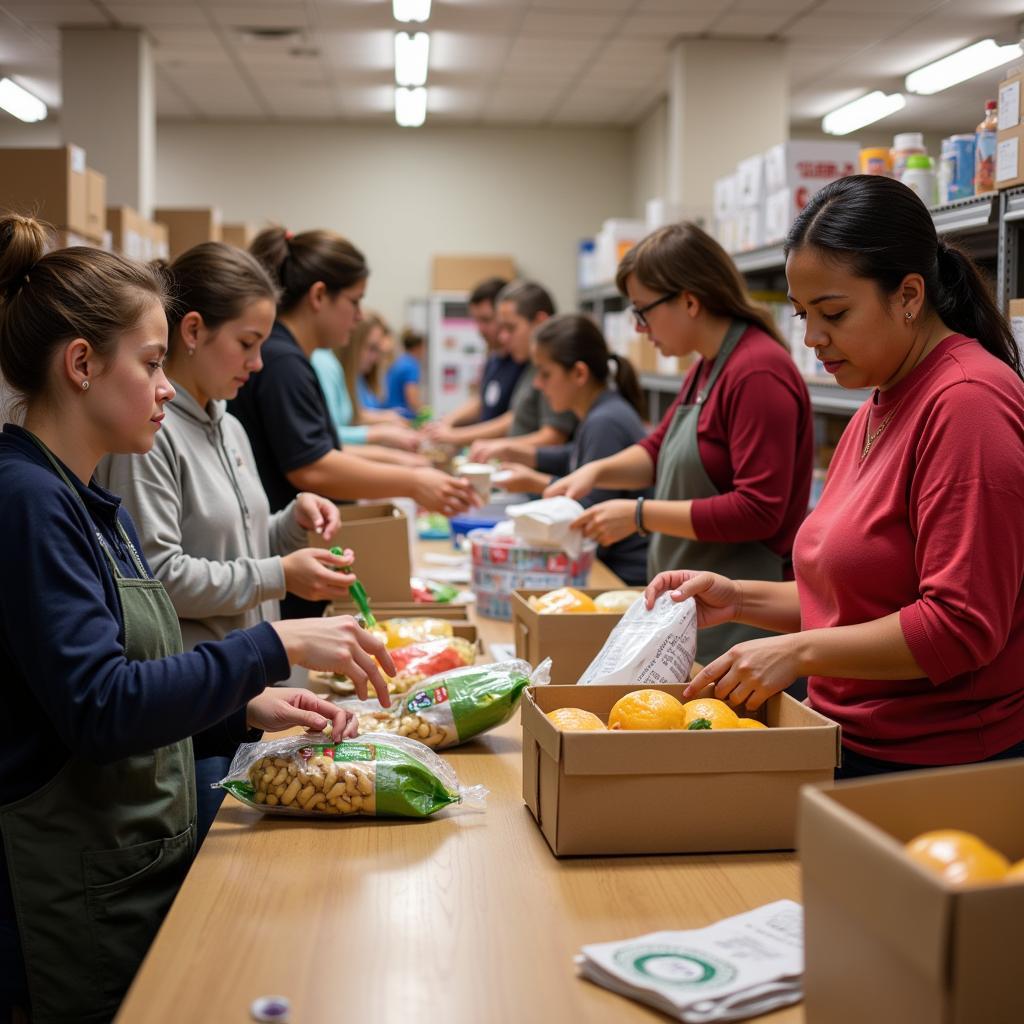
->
[208,6,310,29]
[709,12,796,36]
[430,31,509,73]
[106,4,207,27]
[518,11,620,36]
[619,12,719,37]
[1,2,108,25]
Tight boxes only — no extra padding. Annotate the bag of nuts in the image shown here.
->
[343,658,551,751]
[218,734,486,818]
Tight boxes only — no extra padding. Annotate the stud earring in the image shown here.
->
[81,380,90,391]
[187,346,196,357]
[905,312,913,320]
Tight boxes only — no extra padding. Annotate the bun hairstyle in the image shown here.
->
[616,221,786,347]
[156,241,279,354]
[787,174,1021,378]
[250,226,368,314]
[533,312,647,419]
[0,213,167,400]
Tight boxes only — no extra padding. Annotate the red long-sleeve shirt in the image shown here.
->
[796,335,1024,764]
[638,325,812,563]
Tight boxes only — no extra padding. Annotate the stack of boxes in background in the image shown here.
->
[996,68,1024,189]
[590,218,645,287]
[107,207,169,261]
[153,207,223,259]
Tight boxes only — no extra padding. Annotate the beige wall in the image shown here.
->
[631,99,668,219]
[153,120,632,326]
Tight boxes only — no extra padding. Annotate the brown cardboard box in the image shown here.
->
[430,254,517,292]
[145,219,170,260]
[107,206,144,258]
[84,168,106,242]
[0,145,89,235]
[1010,298,1024,351]
[996,124,1024,189]
[325,601,470,620]
[799,761,1024,1024]
[309,503,412,605]
[511,588,643,685]
[627,337,659,375]
[523,685,840,856]
[154,207,222,258]
[47,230,103,252]
[222,222,257,249]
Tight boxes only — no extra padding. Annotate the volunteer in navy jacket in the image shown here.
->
[0,215,395,1024]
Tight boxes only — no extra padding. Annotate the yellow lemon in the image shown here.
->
[905,830,1009,885]
[528,587,597,614]
[734,718,767,729]
[683,698,740,731]
[546,707,607,731]
[1004,858,1024,882]
[608,689,686,731]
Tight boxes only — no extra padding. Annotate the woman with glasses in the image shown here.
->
[230,227,479,618]
[547,222,812,663]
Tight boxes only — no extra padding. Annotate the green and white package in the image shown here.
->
[347,658,550,750]
[219,734,486,818]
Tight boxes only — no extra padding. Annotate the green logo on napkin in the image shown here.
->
[616,946,737,988]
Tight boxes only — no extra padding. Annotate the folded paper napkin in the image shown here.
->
[506,497,586,558]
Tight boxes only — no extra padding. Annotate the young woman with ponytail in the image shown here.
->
[0,217,395,1022]
[497,313,652,584]
[647,175,1024,778]
[548,222,813,662]
[230,227,477,616]
[98,242,366,843]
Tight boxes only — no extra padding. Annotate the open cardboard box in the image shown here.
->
[324,601,470,621]
[511,588,643,686]
[310,503,412,605]
[800,760,1024,1024]
[522,684,840,856]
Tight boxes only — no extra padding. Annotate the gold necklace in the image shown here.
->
[861,403,900,461]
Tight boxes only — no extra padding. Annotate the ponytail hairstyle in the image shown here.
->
[786,174,1021,378]
[533,313,647,419]
[0,213,167,402]
[250,226,368,314]
[617,221,786,347]
[157,241,278,354]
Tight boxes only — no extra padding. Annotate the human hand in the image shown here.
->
[493,464,551,494]
[281,547,356,602]
[246,687,361,741]
[293,492,341,540]
[571,500,636,547]
[543,462,600,502]
[643,570,742,629]
[683,634,803,711]
[411,468,481,516]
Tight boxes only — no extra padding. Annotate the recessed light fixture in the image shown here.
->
[0,78,46,123]
[394,0,431,23]
[822,91,906,135]
[395,86,427,127]
[905,38,1024,95]
[395,31,429,87]
[237,26,302,41]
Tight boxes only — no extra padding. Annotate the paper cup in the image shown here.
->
[459,462,494,500]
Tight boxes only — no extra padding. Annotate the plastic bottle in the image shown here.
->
[892,132,926,182]
[902,154,939,207]
[860,147,892,176]
[975,99,998,194]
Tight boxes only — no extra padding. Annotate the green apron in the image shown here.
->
[0,434,196,1024]
[647,320,785,665]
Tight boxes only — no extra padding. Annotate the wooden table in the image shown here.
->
[116,543,803,1023]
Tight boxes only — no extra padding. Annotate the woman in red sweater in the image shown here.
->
[647,175,1024,778]
[548,223,812,663]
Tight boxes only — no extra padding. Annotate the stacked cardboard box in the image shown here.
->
[996,70,1024,189]
[108,206,169,261]
[154,207,222,259]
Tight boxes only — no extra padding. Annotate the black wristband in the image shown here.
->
[635,496,648,537]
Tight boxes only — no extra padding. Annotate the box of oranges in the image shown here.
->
[800,760,1024,1024]
[521,684,840,856]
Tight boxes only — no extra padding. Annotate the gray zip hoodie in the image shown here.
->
[98,384,308,650]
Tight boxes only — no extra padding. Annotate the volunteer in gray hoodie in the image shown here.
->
[100,242,355,842]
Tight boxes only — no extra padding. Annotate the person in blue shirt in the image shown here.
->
[0,214,395,1024]
[384,329,426,418]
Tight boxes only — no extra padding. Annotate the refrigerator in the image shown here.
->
[423,291,488,418]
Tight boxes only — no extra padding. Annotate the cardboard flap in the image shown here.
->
[521,688,563,762]
[800,784,953,985]
[338,502,405,524]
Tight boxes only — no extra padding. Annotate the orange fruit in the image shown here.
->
[546,707,606,731]
[528,587,597,614]
[608,689,686,731]
[1006,859,1024,882]
[734,718,767,729]
[905,830,1010,885]
[682,698,740,731]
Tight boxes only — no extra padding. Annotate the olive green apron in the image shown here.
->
[648,320,785,664]
[0,434,196,1024]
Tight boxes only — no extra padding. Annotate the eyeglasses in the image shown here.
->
[631,292,676,328]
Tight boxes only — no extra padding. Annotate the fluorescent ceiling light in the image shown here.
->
[822,91,906,135]
[0,78,46,123]
[395,86,427,127]
[906,38,1023,95]
[395,31,429,87]
[393,0,431,23]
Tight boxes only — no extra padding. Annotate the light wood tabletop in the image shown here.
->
[115,541,804,1024]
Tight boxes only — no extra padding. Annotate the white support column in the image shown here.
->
[60,27,156,216]
[666,39,788,226]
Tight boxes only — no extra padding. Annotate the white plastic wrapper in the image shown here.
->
[507,496,586,557]
[578,592,697,686]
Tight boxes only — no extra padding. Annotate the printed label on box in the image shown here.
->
[999,80,1021,131]
[998,136,1020,183]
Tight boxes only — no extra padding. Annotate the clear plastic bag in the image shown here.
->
[578,593,697,686]
[218,733,487,818]
[342,658,550,750]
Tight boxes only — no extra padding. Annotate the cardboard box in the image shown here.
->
[222,222,257,249]
[325,601,470,621]
[84,168,106,242]
[146,219,170,261]
[627,336,659,375]
[0,145,89,235]
[107,206,143,259]
[763,188,796,245]
[996,123,1024,189]
[763,140,858,196]
[713,174,737,221]
[735,153,764,208]
[1009,298,1024,352]
[154,207,223,259]
[522,685,840,856]
[998,71,1023,132]
[511,589,643,686]
[800,761,1024,1024]
[308,502,412,605]
[715,215,739,254]
[430,254,517,293]
[47,230,103,253]
[737,207,764,252]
